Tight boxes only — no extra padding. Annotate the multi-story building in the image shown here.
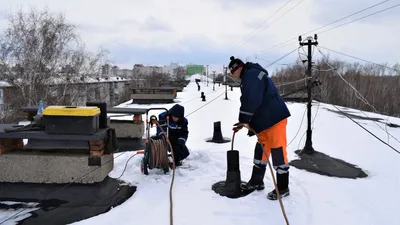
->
[133,64,163,76]
[186,64,205,75]
[162,62,180,75]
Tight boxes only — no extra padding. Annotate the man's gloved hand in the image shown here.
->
[232,122,248,133]
[247,130,255,137]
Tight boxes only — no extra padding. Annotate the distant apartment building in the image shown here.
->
[111,66,131,78]
[186,64,205,75]
[101,64,132,78]
[133,64,163,76]
[162,62,180,75]
[102,62,184,78]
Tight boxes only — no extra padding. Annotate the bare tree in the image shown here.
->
[173,66,186,81]
[0,7,109,111]
[146,71,169,87]
[272,56,400,117]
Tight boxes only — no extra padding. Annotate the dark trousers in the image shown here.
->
[170,140,189,162]
[253,143,267,166]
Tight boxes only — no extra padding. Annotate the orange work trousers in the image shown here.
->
[257,118,288,166]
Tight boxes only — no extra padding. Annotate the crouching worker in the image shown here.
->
[156,104,190,166]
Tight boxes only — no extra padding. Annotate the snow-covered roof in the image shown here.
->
[4,80,400,225]
[95,81,400,225]
[0,76,131,87]
[0,81,11,87]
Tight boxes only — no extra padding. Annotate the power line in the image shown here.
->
[254,56,298,66]
[253,0,393,56]
[237,0,305,49]
[265,47,300,68]
[309,0,389,35]
[247,47,303,75]
[317,3,400,35]
[318,45,400,74]
[185,91,226,117]
[259,40,298,55]
[275,78,307,87]
[316,47,381,115]
[233,0,293,49]
[179,85,225,105]
[330,103,400,155]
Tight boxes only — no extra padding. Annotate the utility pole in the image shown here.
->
[298,34,318,155]
[224,66,228,100]
[212,70,216,91]
[206,65,209,87]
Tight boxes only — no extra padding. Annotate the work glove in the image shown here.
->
[232,122,248,133]
[247,130,255,137]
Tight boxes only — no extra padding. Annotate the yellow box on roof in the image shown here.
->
[43,106,100,117]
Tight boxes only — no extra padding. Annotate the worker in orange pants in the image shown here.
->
[255,119,289,199]
[229,56,291,200]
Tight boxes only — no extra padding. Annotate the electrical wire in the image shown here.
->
[116,152,142,179]
[253,0,393,56]
[179,84,225,105]
[292,76,400,156]
[259,40,299,56]
[287,94,307,147]
[329,104,400,155]
[317,3,400,35]
[233,0,294,49]
[316,47,400,146]
[185,91,226,117]
[297,100,321,151]
[275,78,307,87]
[117,152,143,179]
[237,0,305,49]
[265,47,300,68]
[310,0,389,35]
[318,46,400,74]
[253,55,298,66]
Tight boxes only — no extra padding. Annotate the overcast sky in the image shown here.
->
[0,0,399,73]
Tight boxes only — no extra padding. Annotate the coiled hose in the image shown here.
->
[148,136,170,169]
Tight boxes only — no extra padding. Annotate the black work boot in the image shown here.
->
[267,171,290,200]
[241,165,266,191]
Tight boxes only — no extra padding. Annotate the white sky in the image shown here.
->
[0,0,399,73]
